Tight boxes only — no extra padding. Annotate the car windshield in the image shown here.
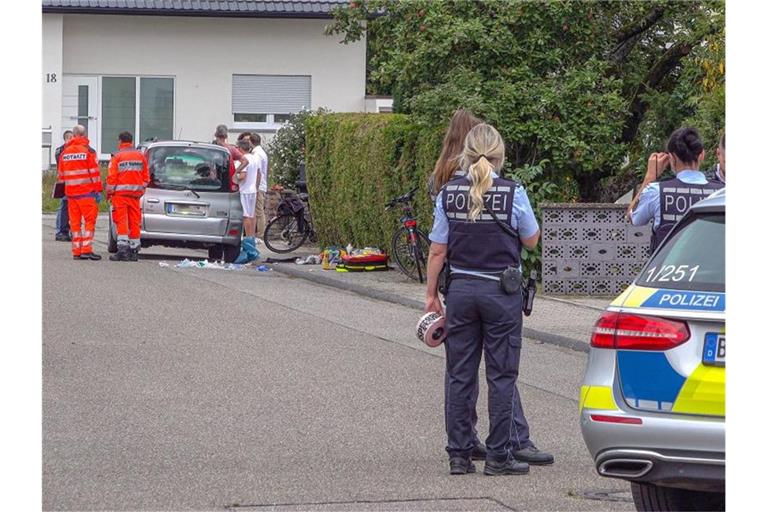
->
[636,213,725,292]
[147,146,229,191]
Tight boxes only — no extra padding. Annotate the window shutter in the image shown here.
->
[232,75,311,114]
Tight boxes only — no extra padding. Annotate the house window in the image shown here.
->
[140,78,174,142]
[101,76,174,155]
[101,77,136,155]
[232,74,311,129]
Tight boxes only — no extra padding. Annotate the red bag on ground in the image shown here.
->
[341,253,389,265]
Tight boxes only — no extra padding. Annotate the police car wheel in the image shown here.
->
[630,482,724,512]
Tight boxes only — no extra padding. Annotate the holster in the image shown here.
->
[438,263,451,297]
[522,271,538,316]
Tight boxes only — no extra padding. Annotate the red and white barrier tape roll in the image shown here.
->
[416,312,446,347]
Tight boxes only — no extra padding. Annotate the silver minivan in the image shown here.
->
[108,141,243,261]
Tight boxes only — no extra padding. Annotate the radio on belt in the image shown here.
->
[416,312,446,347]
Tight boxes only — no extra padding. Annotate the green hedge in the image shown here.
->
[42,164,110,213]
[306,113,441,250]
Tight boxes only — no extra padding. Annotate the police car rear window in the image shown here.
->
[636,213,724,293]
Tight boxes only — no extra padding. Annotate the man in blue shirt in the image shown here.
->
[629,128,723,250]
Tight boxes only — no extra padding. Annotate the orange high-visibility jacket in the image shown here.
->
[106,142,149,198]
[58,136,102,197]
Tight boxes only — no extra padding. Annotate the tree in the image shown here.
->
[327,0,725,201]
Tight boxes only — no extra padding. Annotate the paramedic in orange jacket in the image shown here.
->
[57,125,103,260]
[106,131,149,262]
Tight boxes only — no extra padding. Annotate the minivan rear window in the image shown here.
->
[636,213,724,292]
[147,146,230,191]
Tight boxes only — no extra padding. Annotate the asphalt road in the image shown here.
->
[42,217,633,512]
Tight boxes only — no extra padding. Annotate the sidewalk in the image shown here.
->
[269,256,607,353]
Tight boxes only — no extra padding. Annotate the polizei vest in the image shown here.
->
[441,176,521,272]
[652,177,724,250]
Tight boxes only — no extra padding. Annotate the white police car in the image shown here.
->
[580,189,725,511]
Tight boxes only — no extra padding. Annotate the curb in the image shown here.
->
[271,264,589,353]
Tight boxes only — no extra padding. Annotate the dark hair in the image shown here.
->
[215,124,228,139]
[250,133,261,146]
[237,131,252,142]
[666,127,703,164]
[118,131,133,143]
[62,130,73,138]
[237,138,253,152]
[719,132,725,149]
[432,109,483,193]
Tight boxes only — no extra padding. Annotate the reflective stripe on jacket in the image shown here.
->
[57,136,102,197]
[106,143,149,197]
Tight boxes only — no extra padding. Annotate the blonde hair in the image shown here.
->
[460,124,505,221]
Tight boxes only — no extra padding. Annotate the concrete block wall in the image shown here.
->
[540,203,652,296]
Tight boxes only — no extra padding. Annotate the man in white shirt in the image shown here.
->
[233,138,261,263]
[250,133,269,239]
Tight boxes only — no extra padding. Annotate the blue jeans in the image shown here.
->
[56,198,69,236]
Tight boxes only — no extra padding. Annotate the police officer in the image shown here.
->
[629,127,724,251]
[425,123,553,476]
[710,132,725,184]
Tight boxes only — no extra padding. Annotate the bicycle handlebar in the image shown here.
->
[385,187,418,209]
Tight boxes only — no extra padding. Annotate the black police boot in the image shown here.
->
[449,457,476,475]
[109,246,130,262]
[471,442,487,461]
[483,456,530,476]
[79,252,102,261]
[128,247,139,262]
[513,445,555,466]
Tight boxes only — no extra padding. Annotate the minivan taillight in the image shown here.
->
[590,312,689,350]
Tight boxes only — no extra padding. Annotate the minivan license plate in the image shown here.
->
[703,333,725,366]
[167,203,206,216]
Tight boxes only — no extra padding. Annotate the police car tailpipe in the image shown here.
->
[598,458,654,479]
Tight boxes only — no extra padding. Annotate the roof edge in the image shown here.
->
[42,7,339,20]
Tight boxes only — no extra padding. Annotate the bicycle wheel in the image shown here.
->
[263,213,309,253]
[391,227,430,282]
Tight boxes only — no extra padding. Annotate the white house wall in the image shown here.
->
[42,13,64,161]
[55,13,365,149]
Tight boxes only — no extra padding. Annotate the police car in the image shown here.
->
[580,189,725,511]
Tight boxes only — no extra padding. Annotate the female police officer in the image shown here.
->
[425,123,553,475]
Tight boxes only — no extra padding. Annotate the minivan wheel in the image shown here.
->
[631,482,725,511]
[208,245,224,261]
[107,209,118,253]
[222,243,241,263]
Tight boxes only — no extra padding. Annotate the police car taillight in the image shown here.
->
[590,312,689,350]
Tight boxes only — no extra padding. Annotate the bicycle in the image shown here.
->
[386,187,431,283]
[263,186,316,253]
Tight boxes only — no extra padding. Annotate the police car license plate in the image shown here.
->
[167,203,207,216]
[702,333,725,366]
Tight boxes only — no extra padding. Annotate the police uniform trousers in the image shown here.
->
[444,277,531,461]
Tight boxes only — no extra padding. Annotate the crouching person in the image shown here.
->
[107,131,149,261]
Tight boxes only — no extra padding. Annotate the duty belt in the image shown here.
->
[451,272,503,282]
